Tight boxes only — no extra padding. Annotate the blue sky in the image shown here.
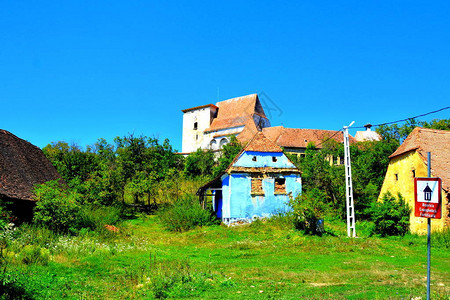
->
[1,1,449,151]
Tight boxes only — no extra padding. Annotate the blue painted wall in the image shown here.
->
[233,151,296,169]
[217,150,302,224]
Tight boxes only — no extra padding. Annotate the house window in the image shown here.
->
[251,178,264,195]
[196,134,198,140]
[395,173,398,181]
[272,157,277,162]
[412,170,416,178]
[210,139,217,150]
[193,122,198,130]
[252,156,257,161]
[275,178,286,194]
[219,138,228,149]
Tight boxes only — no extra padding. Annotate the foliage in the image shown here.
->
[184,148,215,178]
[420,118,450,130]
[370,192,411,236]
[290,188,329,235]
[212,136,242,177]
[158,195,217,232]
[33,181,122,234]
[33,180,82,233]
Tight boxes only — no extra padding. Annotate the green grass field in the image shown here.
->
[2,216,449,299]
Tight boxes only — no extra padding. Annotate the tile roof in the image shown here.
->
[0,129,62,201]
[262,126,356,148]
[206,94,268,132]
[243,131,283,153]
[389,127,450,191]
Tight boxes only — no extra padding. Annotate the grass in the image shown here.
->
[1,215,449,299]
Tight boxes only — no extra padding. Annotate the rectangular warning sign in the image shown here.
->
[414,178,442,219]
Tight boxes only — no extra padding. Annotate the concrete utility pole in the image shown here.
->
[343,122,356,237]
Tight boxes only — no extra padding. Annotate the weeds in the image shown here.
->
[158,195,218,232]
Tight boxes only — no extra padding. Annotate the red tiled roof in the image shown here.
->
[389,127,450,191]
[181,104,218,113]
[0,129,62,201]
[243,131,283,153]
[262,126,355,149]
[206,94,268,132]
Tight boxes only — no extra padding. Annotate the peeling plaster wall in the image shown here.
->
[378,150,449,234]
[219,151,301,224]
[234,151,296,168]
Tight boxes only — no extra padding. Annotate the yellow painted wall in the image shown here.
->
[378,150,449,234]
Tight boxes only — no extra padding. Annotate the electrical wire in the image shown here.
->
[314,106,449,147]
[352,106,450,129]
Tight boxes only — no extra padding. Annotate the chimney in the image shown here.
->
[364,123,373,132]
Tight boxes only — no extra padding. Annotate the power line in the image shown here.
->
[314,106,449,147]
[353,106,450,129]
[314,129,343,148]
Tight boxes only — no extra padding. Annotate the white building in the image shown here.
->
[355,124,382,142]
[181,94,270,154]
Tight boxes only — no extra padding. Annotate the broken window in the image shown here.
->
[274,178,286,194]
[251,178,264,195]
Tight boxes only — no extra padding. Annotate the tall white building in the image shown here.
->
[181,94,270,154]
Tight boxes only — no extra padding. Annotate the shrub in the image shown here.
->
[17,245,49,265]
[290,188,329,235]
[33,181,82,233]
[158,195,217,232]
[370,192,411,236]
[78,205,122,232]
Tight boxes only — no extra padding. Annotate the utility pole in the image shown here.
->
[343,121,356,237]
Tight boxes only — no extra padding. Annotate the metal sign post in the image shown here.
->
[414,152,442,300]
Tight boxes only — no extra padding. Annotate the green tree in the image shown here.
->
[370,192,411,236]
[213,136,242,177]
[184,149,215,177]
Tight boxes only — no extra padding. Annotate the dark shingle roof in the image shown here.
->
[0,129,62,201]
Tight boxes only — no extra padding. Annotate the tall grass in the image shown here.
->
[158,195,218,232]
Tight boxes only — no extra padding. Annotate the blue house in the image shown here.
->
[198,132,302,225]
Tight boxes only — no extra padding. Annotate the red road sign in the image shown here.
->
[414,178,442,219]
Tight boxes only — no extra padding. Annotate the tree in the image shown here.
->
[212,136,242,177]
[184,149,215,177]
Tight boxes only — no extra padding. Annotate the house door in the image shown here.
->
[214,190,223,219]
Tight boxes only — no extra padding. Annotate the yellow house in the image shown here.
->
[378,127,450,234]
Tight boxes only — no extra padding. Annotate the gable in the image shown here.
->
[232,151,296,169]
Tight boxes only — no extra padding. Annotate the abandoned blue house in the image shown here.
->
[198,132,302,225]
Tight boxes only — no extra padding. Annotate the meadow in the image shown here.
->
[1,215,449,299]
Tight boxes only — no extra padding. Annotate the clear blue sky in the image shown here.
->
[1,1,449,151]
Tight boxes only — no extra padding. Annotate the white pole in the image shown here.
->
[343,122,356,237]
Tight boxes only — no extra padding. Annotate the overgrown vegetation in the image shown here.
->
[0,120,449,298]
[158,195,218,232]
[370,192,411,237]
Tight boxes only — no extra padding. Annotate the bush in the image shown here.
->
[78,205,122,231]
[33,181,123,234]
[33,181,82,233]
[370,192,411,236]
[158,195,217,232]
[290,188,329,235]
